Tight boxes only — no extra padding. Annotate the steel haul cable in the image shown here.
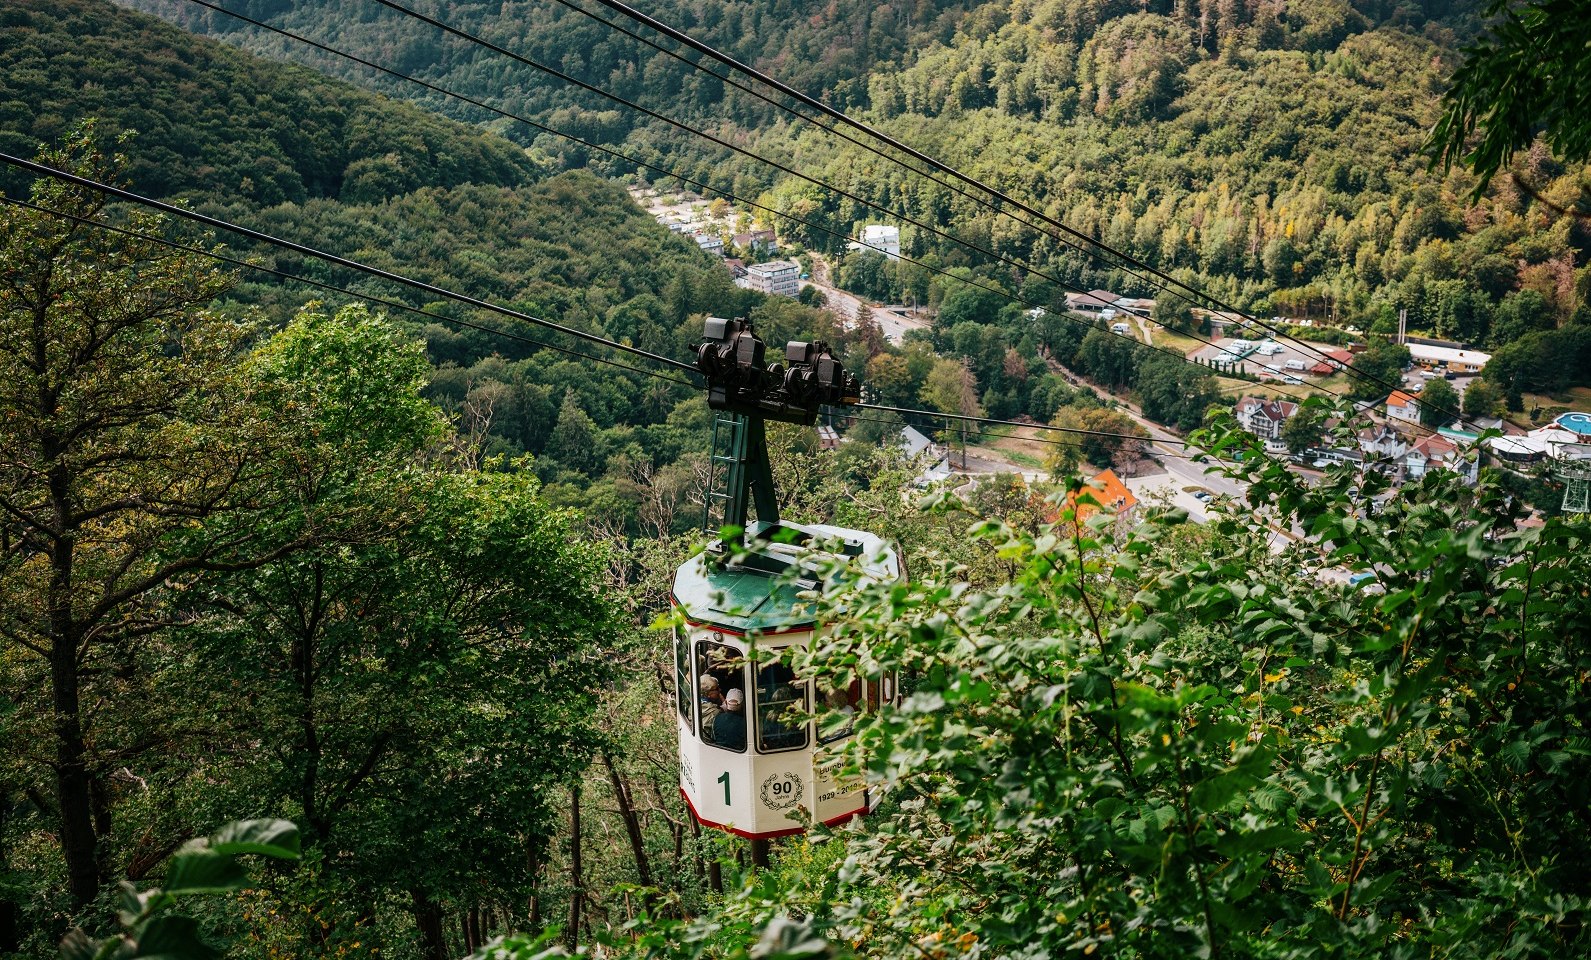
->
[0,194,696,386]
[347,0,1329,405]
[0,163,1202,451]
[583,0,1453,417]
[0,152,698,376]
[170,0,1323,409]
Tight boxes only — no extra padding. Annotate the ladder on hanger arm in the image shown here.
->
[694,316,858,550]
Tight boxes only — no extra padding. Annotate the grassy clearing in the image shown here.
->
[968,426,1054,472]
[1510,386,1591,428]
[1149,328,1206,357]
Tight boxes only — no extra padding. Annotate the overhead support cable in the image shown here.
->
[170,0,1321,408]
[0,162,1209,455]
[578,0,1471,425]
[542,0,1189,307]
[0,152,700,376]
[0,195,697,387]
[348,0,1325,405]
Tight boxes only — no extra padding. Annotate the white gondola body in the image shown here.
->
[671,522,901,839]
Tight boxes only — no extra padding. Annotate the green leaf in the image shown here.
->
[134,915,221,960]
[749,915,836,959]
[58,928,102,960]
[162,848,248,895]
[205,819,300,860]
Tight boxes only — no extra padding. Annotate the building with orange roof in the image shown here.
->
[1051,469,1140,541]
[1386,389,1421,426]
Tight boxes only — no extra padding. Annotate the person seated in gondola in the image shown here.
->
[713,688,748,751]
[699,675,724,742]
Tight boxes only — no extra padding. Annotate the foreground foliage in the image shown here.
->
[0,141,625,956]
[532,427,1589,959]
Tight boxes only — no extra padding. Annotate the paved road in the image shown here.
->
[1135,316,1156,345]
[803,257,929,345]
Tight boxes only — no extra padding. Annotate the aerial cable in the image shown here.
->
[544,0,1187,312]
[581,0,1469,425]
[549,0,1263,334]
[172,0,1320,408]
[355,0,1326,403]
[0,194,697,387]
[7,191,1186,452]
[141,1,1453,428]
[0,152,700,377]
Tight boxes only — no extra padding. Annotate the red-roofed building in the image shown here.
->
[1387,390,1421,426]
[1054,469,1140,541]
[1405,434,1478,484]
[1322,348,1354,369]
[1236,396,1298,452]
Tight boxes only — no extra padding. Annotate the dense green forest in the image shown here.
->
[4,0,1591,957]
[125,0,1590,344]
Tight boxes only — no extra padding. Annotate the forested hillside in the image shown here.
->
[0,0,538,202]
[123,0,1590,353]
[1,0,857,535]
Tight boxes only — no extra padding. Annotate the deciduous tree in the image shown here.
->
[0,131,301,910]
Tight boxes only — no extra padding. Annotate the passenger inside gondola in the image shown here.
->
[714,688,748,750]
[696,639,746,751]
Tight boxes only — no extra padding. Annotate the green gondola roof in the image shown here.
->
[672,521,900,636]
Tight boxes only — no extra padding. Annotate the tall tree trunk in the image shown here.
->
[411,889,449,960]
[689,815,705,884]
[527,833,544,929]
[603,752,652,888]
[52,633,99,908]
[567,783,584,948]
[649,776,684,890]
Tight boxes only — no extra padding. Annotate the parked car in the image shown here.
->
[1311,459,1330,468]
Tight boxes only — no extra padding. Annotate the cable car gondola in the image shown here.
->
[672,317,902,843]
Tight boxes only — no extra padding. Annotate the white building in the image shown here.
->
[745,259,801,298]
[848,225,901,261]
[1064,289,1124,313]
[1236,396,1298,453]
[1358,423,1409,462]
[1386,389,1422,426]
[1407,343,1490,374]
[1405,434,1478,484]
[694,233,724,256]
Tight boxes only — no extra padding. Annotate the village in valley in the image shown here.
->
[636,186,1591,531]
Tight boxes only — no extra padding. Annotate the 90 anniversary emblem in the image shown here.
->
[760,772,803,810]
